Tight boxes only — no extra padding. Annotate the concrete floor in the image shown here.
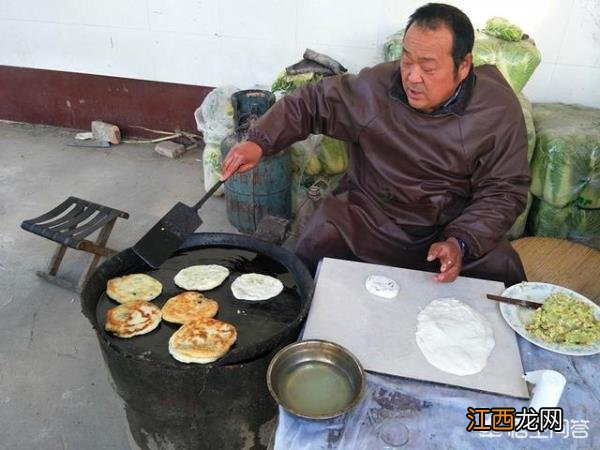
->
[0,121,238,449]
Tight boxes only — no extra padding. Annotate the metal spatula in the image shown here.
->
[132,180,224,268]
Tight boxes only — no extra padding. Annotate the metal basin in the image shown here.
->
[267,340,365,420]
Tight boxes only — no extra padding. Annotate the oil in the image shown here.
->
[279,361,354,417]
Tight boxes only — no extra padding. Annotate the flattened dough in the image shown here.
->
[416,298,495,376]
[365,275,399,298]
[174,265,230,291]
[230,273,284,301]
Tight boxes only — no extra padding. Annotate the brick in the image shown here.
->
[154,141,186,159]
[91,121,121,144]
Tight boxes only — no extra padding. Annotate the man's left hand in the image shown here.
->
[427,237,463,282]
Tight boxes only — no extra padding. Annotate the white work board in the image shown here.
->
[303,258,529,398]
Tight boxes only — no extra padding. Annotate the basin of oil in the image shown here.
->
[277,361,355,417]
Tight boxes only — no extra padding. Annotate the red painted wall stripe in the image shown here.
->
[0,65,214,137]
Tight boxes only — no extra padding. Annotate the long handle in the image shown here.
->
[486,294,543,309]
[192,180,224,211]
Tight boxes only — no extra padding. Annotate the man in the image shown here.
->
[221,3,530,286]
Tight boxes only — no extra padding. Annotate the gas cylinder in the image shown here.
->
[221,90,292,234]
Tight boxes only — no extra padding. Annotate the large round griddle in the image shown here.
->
[84,233,313,368]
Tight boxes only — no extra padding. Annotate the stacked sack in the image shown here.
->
[384,17,541,240]
[194,85,240,196]
[527,103,600,249]
[471,17,541,93]
[508,92,536,239]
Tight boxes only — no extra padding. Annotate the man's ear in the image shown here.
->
[458,53,473,82]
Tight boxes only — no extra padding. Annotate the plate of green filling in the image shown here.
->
[500,282,600,356]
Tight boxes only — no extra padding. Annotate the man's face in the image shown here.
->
[400,24,471,112]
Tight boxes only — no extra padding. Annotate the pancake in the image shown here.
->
[105,300,162,338]
[106,273,162,304]
[230,273,284,301]
[168,317,237,364]
[174,264,230,291]
[161,291,219,324]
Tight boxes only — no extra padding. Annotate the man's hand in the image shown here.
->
[427,237,463,282]
[220,141,264,180]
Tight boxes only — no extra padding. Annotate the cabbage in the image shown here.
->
[383,26,540,92]
[507,192,533,240]
[383,29,405,62]
[319,136,349,174]
[271,71,322,94]
[530,103,600,209]
[516,93,536,163]
[472,31,541,92]
[201,143,225,197]
[528,197,600,249]
[305,152,322,176]
[290,135,323,176]
[506,94,535,240]
[484,17,523,42]
[194,85,239,145]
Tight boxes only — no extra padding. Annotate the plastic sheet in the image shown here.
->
[273,338,598,449]
[483,17,523,42]
[507,192,533,241]
[383,26,541,94]
[472,31,541,93]
[530,103,600,209]
[527,197,600,249]
[201,143,224,197]
[194,85,239,145]
[383,29,405,62]
[274,68,349,221]
[507,93,536,240]
[517,93,536,163]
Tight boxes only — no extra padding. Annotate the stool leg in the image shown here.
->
[36,243,78,290]
[76,219,117,292]
[48,243,68,276]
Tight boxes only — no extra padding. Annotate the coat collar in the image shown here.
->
[389,65,476,116]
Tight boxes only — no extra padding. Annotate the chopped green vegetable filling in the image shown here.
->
[525,293,600,345]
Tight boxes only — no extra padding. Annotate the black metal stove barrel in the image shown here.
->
[81,233,313,450]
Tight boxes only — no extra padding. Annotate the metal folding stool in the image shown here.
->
[21,197,129,292]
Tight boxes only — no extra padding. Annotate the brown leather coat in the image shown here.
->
[247,62,530,260]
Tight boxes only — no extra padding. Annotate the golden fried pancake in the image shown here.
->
[168,317,237,364]
[106,273,162,303]
[161,291,219,324]
[173,264,230,291]
[105,300,162,338]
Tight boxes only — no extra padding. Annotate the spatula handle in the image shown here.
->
[192,180,224,211]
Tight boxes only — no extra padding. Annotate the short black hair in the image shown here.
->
[406,3,474,71]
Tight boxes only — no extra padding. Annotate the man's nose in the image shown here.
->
[407,68,422,83]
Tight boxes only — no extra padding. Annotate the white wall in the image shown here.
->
[1,0,599,107]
